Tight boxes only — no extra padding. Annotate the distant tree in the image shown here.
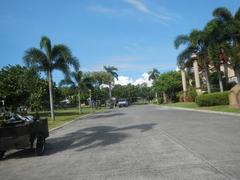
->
[60,70,93,114]
[103,66,118,108]
[153,71,182,103]
[23,36,79,120]
[148,68,160,81]
[91,71,113,87]
[148,68,160,101]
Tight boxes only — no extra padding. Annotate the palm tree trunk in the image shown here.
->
[163,92,167,104]
[78,88,82,114]
[203,62,211,93]
[234,66,240,84]
[217,68,224,92]
[181,69,187,102]
[223,63,228,83]
[48,70,55,120]
[109,83,112,108]
[155,92,158,102]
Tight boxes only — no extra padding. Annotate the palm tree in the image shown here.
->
[60,70,93,114]
[103,66,118,108]
[174,30,212,93]
[23,36,79,120]
[148,68,160,101]
[204,18,226,92]
[148,68,160,81]
[212,7,240,84]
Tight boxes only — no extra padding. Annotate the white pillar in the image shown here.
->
[181,69,187,102]
[193,60,201,95]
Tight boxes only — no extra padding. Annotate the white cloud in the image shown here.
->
[115,76,133,86]
[124,0,171,23]
[88,6,117,14]
[124,0,150,14]
[88,0,174,24]
[114,72,152,87]
[133,72,152,86]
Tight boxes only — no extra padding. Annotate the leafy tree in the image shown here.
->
[60,70,93,114]
[23,36,79,120]
[0,65,51,112]
[91,71,113,87]
[153,71,182,103]
[0,65,31,110]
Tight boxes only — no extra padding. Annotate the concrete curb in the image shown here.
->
[159,105,240,117]
[49,109,109,133]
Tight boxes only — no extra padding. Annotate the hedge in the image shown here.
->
[195,92,229,107]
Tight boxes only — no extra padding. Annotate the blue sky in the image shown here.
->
[0,0,239,84]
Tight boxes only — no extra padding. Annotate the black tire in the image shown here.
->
[0,151,6,159]
[36,134,45,156]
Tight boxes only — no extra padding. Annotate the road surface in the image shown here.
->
[1,105,240,180]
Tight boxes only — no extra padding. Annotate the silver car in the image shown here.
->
[118,99,129,107]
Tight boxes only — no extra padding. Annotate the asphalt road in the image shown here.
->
[1,105,240,180]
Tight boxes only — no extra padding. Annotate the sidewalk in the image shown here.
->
[159,105,240,117]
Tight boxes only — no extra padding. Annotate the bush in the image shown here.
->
[186,86,198,102]
[195,92,229,106]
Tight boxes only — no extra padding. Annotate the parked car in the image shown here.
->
[117,99,129,108]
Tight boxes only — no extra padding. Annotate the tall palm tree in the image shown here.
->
[23,36,79,120]
[60,70,93,114]
[204,18,226,92]
[212,7,240,84]
[175,30,212,93]
[104,66,118,108]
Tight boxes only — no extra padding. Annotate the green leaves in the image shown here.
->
[153,71,182,95]
[213,7,232,21]
[24,36,79,77]
[148,68,160,81]
[174,35,189,49]
[104,66,118,80]
[40,36,52,57]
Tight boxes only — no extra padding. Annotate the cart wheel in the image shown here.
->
[0,151,6,159]
[36,134,45,156]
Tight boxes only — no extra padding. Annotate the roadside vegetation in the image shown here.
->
[150,7,240,113]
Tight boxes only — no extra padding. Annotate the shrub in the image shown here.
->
[195,92,229,106]
[186,86,198,102]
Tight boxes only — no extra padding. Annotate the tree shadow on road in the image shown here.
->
[2,123,156,160]
[89,112,126,119]
[45,123,157,154]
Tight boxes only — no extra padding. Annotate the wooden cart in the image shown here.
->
[0,117,49,159]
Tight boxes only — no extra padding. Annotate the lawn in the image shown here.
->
[38,107,106,130]
[163,102,240,114]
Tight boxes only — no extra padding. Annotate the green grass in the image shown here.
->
[163,102,240,114]
[37,107,106,129]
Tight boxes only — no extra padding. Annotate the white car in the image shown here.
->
[118,99,129,107]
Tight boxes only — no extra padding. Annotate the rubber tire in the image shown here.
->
[36,134,45,156]
[0,151,6,159]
